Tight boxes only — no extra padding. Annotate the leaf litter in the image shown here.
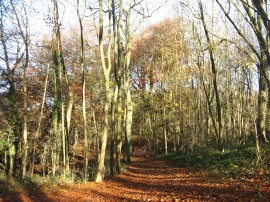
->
[1,156,270,201]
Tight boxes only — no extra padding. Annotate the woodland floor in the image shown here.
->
[1,156,270,202]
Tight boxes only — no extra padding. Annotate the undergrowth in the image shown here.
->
[159,142,270,178]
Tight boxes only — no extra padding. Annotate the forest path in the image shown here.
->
[4,156,270,201]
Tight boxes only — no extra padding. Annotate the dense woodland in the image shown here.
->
[0,0,270,184]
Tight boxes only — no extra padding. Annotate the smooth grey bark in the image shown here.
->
[96,0,113,182]
[257,68,267,141]
[110,0,124,175]
[123,0,136,164]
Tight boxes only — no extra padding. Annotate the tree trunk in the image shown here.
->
[31,64,50,178]
[8,83,19,177]
[257,69,268,142]
[112,0,124,175]
[123,1,134,164]
[110,84,118,176]
[62,104,67,178]
[96,77,110,182]
[77,0,89,181]
[116,91,122,173]
[199,1,223,153]
[96,0,113,182]
[124,88,133,163]
[162,105,168,154]
[52,47,61,176]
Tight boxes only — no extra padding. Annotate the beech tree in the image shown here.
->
[95,0,113,182]
[111,0,124,174]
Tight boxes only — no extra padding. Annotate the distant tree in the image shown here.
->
[131,18,190,154]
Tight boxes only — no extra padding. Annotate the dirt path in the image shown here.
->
[3,157,270,201]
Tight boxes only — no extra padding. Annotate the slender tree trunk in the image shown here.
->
[8,82,19,177]
[65,91,72,176]
[110,84,118,176]
[123,2,134,163]
[162,105,168,154]
[257,68,268,142]
[49,0,63,177]
[116,92,122,173]
[112,0,123,173]
[51,0,73,177]
[199,1,223,153]
[73,127,78,167]
[267,86,270,137]
[124,86,133,163]
[22,69,28,178]
[22,38,28,179]
[52,49,61,177]
[96,0,113,182]
[31,64,50,178]
[62,104,66,178]
[77,0,89,181]
[96,76,110,182]
[93,111,99,159]
[124,81,133,163]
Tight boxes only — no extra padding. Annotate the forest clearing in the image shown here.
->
[1,0,270,201]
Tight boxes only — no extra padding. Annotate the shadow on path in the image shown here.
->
[0,176,52,202]
[2,157,269,201]
[102,157,270,201]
